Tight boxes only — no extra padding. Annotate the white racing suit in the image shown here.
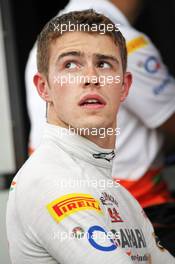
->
[6,124,175,263]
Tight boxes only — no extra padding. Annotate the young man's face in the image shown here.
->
[35,31,131,133]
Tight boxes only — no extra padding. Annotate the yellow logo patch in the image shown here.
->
[47,193,102,223]
[127,36,149,54]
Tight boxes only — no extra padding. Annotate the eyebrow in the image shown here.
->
[56,51,82,62]
[95,53,119,65]
[56,51,119,64]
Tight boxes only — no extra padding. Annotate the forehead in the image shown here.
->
[49,31,120,61]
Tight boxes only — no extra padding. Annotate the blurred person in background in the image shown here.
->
[25,0,175,255]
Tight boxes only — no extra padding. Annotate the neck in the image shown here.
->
[48,120,116,149]
[47,113,116,150]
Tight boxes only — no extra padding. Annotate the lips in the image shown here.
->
[78,94,106,109]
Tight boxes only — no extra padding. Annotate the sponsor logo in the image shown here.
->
[153,74,172,95]
[100,192,118,206]
[111,228,147,249]
[87,226,147,252]
[47,193,102,223]
[127,36,149,55]
[127,250,152,263]
[144,56,160,74]
[87,225,117,251]
[137,56,160,74]
[131,253,151,262]
[100,192,123,223]
[92,150,115,162]
[72,227,85,239]
[108,207,123,223]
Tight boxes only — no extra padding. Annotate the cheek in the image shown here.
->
[49,85,65,111]
[51,83,76,110]
[109,81,122,98]
[109,85,122,109]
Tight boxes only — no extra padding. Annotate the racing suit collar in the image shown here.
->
[42,123,116,169]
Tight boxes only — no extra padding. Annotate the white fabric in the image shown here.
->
[6,123,175,263]
[25,0,175,180]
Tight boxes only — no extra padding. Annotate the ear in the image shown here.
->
[120,72,132,102]
[33,72,52,103]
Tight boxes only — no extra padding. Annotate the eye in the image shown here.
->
[98,61,111,69]
[65,62,77,69]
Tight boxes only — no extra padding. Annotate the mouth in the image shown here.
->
[78,94,106,109]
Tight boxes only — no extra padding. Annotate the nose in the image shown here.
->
[83,65,100,88]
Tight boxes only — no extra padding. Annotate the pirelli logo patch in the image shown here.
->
[127,36,149,54]
[47,193,102,223]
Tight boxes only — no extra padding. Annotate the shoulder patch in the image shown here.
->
[127,36,149,54]
[47,193,102,223]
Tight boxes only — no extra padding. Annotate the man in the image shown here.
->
[25,0,175,254]
[6,9,174,263]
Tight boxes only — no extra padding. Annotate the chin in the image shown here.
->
[77,120,109,130]
[70,113,113,130]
